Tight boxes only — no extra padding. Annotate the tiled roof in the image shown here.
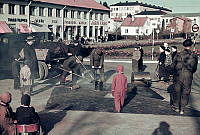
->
[121,17,148,27]
[173,16,192,21]
[135,11,167,15]
[34,0,109,11]
[163,13,200,17]
[110,1,172,12]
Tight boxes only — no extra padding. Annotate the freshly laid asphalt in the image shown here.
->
[0,59,200,135]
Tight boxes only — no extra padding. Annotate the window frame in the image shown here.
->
[8,4,15,15]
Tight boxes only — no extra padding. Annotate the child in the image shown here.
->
[20,60,32,95]
[16,94,39,125]
[0,92,16,135]
[112,65,128,112]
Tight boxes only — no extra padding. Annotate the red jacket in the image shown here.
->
[112,73,128,94]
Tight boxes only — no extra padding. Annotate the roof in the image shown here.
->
[34,0,110,11]
[0,21,13,33]
[110,1,172,12]
[135,10,167,15]
[121,17,148,27]
[163,13,200,17]
[172,16,192,21]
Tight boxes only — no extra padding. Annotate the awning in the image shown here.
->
[31,24,51,32]
[19,24,32,33]
[0,21,13,33]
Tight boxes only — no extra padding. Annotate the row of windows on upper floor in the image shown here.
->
[0,3,104,20]
[110,7,140,11]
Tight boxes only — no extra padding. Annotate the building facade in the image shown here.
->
[110,1,171,20]
[0,0,110,40]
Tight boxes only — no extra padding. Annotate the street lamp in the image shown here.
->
[152,28,155,60]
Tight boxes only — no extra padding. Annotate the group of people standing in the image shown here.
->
[158,39,198,114]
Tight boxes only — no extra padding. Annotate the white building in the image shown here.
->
[121,17,152,36]
[135,11,167,30]
[110,1,171,20]
[0,0,110,40]
[107,18,123,33]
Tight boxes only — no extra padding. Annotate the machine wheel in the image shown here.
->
[38,61,48,80]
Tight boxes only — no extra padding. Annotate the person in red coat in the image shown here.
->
[112,65,128,112]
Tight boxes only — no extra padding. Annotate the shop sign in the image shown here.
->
[91,21,107,25]
[8,18,27,22]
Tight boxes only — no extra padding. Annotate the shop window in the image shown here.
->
[39,7,44,16]
[100,13,103,20]
[56,9,60,17]
[64,9,68,18]
[77,11,81,19]
[9,4,15,15]
[48,8,52,17]
[0,3,3,14]
[30,6,35,16]
[19,5,26,15]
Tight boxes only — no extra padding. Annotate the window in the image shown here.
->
[0,3,4,14]
[9,4,15,15]
[71,10,75,18]
[100,13,103,20]
[125,29,128,33]
[136,29,139,34]
[19,5,26,15]
[95,13,98,20]
[166,19,168,23]
[64,9,68,18]
[56,9,60,17]
[39,7,44,16]
[30,6,35,16]
[77,11,81,19]
[90,12,93,20]
[84,12,87,19]
[158,18,160,22]
[48,8,52,17]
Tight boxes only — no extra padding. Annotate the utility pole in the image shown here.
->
[152,28,155,60]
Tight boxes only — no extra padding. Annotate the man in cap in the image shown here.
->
[19,36,39,80]
[90,48,104,90]
[0,92,16,135]
[132,47,141,72]
[171,39,198,114]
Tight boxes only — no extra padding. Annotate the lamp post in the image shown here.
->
[152,28,155,60]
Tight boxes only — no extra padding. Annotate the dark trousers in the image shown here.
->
[138,58,143,72]
[158,64,165,79]
[93,68,104,82]
[172,72,192,110]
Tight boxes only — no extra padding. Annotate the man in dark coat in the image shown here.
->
[90,48,104,90]
[19,36,39,80]
[158,45,166,80]
[138,46,144,72]
[171,39,198,114]
[171,46,177,61]
[12,54,21,90]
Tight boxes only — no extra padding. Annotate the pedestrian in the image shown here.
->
[158,45,166,80]
[171,39,198,114]
[16,94,40,125]
[60,56,81,89]
[112,65,128,113]
[20,60,32,95]
[171,46,177,61]
[138,46,144,72]
[12,54,21,90]
[0,92,16,135]
[90,48,104,90]
[19,36,39,81]
[164,48,173,81]
[132,47,141,72]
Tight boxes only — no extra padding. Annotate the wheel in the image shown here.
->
[38,61,48,80]
[40,62,48,79]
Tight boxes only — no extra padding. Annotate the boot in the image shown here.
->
[99,82,103,91]
[95,81,99,90]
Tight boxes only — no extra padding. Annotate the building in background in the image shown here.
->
[110,1,171,20]
[0,0,110,41]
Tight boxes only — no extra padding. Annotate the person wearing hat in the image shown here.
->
[112,65,128,112]
[0,92,16,135]
[19,36,39,80]
[171,46,177,61]
[90,48,104,90]
[157,45,166,80]
[16,94,40,125]
[171,39,198,114]
[20,60,32,95]
[132,47,141,72]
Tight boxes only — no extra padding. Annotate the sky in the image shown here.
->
[96,0,200,13]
